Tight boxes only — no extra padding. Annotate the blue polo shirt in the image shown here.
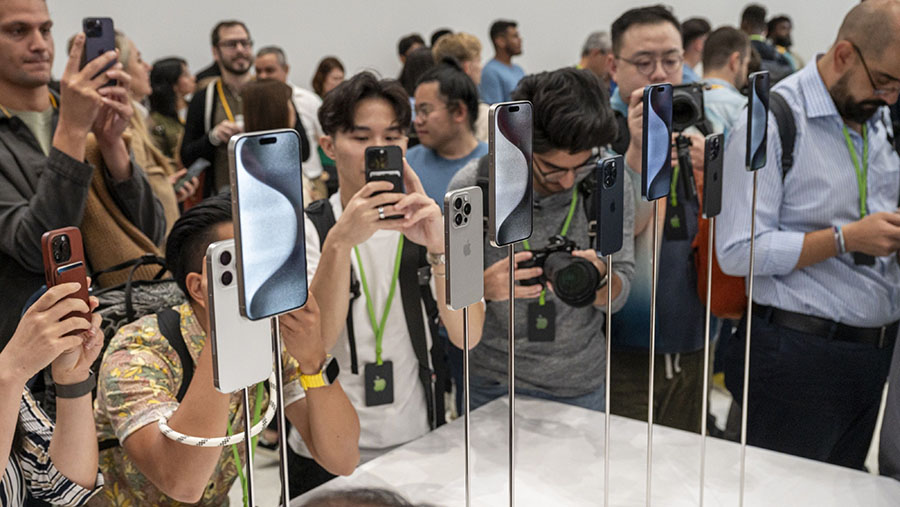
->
[479,59,525,104]
[407,142,489,204]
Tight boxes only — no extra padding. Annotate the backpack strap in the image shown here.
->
[305,198,362,374]
[768,91,796,180]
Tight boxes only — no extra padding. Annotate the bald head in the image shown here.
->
[837,0,900,56]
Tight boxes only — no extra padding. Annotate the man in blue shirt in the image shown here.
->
[479,20,525,104]
[701,27,750,137]
[717,0,900,469]
[407,61,487,204]
[681,17,710,84]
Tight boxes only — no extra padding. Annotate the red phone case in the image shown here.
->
[41,227,91,333]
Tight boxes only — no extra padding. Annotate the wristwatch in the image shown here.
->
[55,371,96,399]
[426,251,445,266]
[300,356,340,390]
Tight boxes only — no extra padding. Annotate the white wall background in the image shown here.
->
[48,1,857,90]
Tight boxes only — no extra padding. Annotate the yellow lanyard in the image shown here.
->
[0,92,57,117]
[216,79,236,123]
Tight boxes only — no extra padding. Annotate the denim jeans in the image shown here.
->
[468,374,605,412]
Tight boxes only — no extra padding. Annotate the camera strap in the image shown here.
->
[522,185,579,306]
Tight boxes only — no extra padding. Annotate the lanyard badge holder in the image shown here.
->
[740,71,770,507]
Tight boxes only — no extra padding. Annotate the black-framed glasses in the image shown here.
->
[615,52,684,77]
[534,153,600,182]
[849,41,900,97]
[218,38,254,50]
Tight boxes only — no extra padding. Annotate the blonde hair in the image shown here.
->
[431,32,482,63]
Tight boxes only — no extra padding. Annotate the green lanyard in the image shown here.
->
[226,382,264,507]
[842,124,869,217]
[522,186,579,305]
[354,236,405,365]
[669,165,681,207]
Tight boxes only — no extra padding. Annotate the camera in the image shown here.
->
[601,160,617,189]
[672,83,706,132]
[218,250,233,286]
[451,195,473,227]
[517,235,602,307]
[707,134,721,160]
[85,19,103,37]
[51,234,72,263]
[368,148,388,171]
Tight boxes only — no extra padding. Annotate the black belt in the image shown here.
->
[752,303,897,349]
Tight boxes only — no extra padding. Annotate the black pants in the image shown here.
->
[724,312,894,469]
[287,446,336,499]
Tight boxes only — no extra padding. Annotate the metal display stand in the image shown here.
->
[604,254,613,507]
[272,318,291,506]
[463,306,472,507]
[739,171,759,507]
[508,244,516,507]
[699,215,715,507]
[646,200,661,507]
[241,386,257,507]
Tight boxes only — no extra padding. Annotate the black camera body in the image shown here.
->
[672,82,706,132]
[518,235,602,307]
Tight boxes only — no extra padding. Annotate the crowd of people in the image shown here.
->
[2,0,900,505]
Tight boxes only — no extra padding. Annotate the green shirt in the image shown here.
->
[9,107,53,156]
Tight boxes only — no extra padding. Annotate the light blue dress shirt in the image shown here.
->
[703,77,747,138]
[716,59,900,327]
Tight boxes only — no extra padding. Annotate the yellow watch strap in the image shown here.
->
[300,372,326,390]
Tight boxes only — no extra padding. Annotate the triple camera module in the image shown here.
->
[452,195,472,228]
[51,234,72,263]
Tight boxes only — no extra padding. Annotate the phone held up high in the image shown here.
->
[229,128,308,321]
[641,83,674,201]
[594,155,625,257]
[746,71,770,171]
[703,133,725,219]
[41,227,91,332]
[365,145,405,219]
[81,17,116,85]
[489,100,533,247]
[444,187,484,310]
[207,239,273,393]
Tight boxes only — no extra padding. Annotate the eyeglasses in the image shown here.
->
[616,52,684,77]
[849,42,900,97]
[218,38,254,50]
[414,104,448,119]
[534,153,600,182]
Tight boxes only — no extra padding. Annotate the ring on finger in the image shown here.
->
[378,206,386,220]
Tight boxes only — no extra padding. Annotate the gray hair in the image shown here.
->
[256,45,288,68]
[581,31,611,57]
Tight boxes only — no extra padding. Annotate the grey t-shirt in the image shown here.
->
[448,158,636,397]
[9,107,53,156]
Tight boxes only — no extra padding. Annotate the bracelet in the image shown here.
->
[832,226,842,255]
[156,373,277,447]
[426,251,445,266]
[55,371,96,399]
[837,226,847,255]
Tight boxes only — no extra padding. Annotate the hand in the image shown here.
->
[92,78,134,147]
[842,212,900,256]
[170,168,200,202]
[211,120,242,145]
[0,283,96,387]
[329,181,408,249]
[279,295,326,375]
[51,295,104,385]
[393,157,443,253]
[483,251,544,302]
[624,88,645,172]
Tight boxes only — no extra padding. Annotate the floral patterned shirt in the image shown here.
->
[89,303,304,506]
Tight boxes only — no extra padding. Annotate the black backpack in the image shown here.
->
[305,199,449,430]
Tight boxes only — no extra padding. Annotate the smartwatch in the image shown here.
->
[300,356,340,390]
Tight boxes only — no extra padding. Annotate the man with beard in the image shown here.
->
[717,0,900,469]
[181,20,253,195]
[768,15,804,71]
[479,19,524,104]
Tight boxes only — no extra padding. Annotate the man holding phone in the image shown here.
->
[448,67,635,410]
[717,0,900,468]
[288,71,481,496]
[606,5,710,433]
[0,0,164,349]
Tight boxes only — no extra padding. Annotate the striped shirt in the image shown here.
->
[1,388,102,506]
[716,58,900,327]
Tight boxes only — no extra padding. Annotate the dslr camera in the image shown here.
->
[672,82,707,132]
[517,235,604,308]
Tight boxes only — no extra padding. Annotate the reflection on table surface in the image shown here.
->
[294,396,900,506]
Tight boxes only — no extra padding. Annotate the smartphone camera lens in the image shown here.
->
[221,271,233,286]
[454,197,463,210]
[603,165,617,189]
[51,235,71,263]
[454,213,463,226]
[86,19,102,37]
[219,251,232,266]
[463,203,472,215]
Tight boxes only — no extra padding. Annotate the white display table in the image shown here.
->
[294,397,900,506]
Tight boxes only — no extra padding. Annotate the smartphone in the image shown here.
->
[641,83,674,201]
[173,158,210,193]
[229,129,308,320]
[41,227,90,333]
[365,146,405,194]
[746,71,770,171]
[444,187,484,310]
[81,17,116,84]
[489,101,533,247]
[594,155,624,257]
[207,240,273,393]
[703,134,725,219]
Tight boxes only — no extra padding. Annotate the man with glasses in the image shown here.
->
[181,20,253,195]
[717,0,900,468]
[606,5,710,433]
[448,67,635,411]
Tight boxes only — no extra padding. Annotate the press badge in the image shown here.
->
[527,300,556,342]
[364,361,394,406]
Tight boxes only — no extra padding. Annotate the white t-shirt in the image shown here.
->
[289,193,432,463]
[291,83,325,179]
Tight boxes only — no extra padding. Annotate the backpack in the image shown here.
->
[305,199,449,430]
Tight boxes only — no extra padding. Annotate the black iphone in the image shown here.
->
[594,155,624,256]
[703,133,724,219]
[81,17,116,84]
[641,83,673,201]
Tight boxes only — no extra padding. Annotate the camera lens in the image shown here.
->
[464,203,471,215]
[219,251,232,266]
[52,235,71,263]
[221,271,233,286]
[454,213,463,226]
[543,252,600,307]
[454,197,463,210]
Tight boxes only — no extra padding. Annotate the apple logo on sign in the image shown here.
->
[373,376,387,392]
[463,241,472,256]
[535,314,549,330]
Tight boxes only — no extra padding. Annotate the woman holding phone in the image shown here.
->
[0,283,105,506]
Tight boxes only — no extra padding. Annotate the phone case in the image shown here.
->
[641,83,673,201]
[41,227,90,332]
[174,158,210,192]
[365,145,405,194]
[81,17,116,81]
[746,71,770,171]
[229,129,308,320]
[444,187,484,310]
[594,155,624,256]
[703,133,725,219]
[488,101,533,247]
[207,240,273,393]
